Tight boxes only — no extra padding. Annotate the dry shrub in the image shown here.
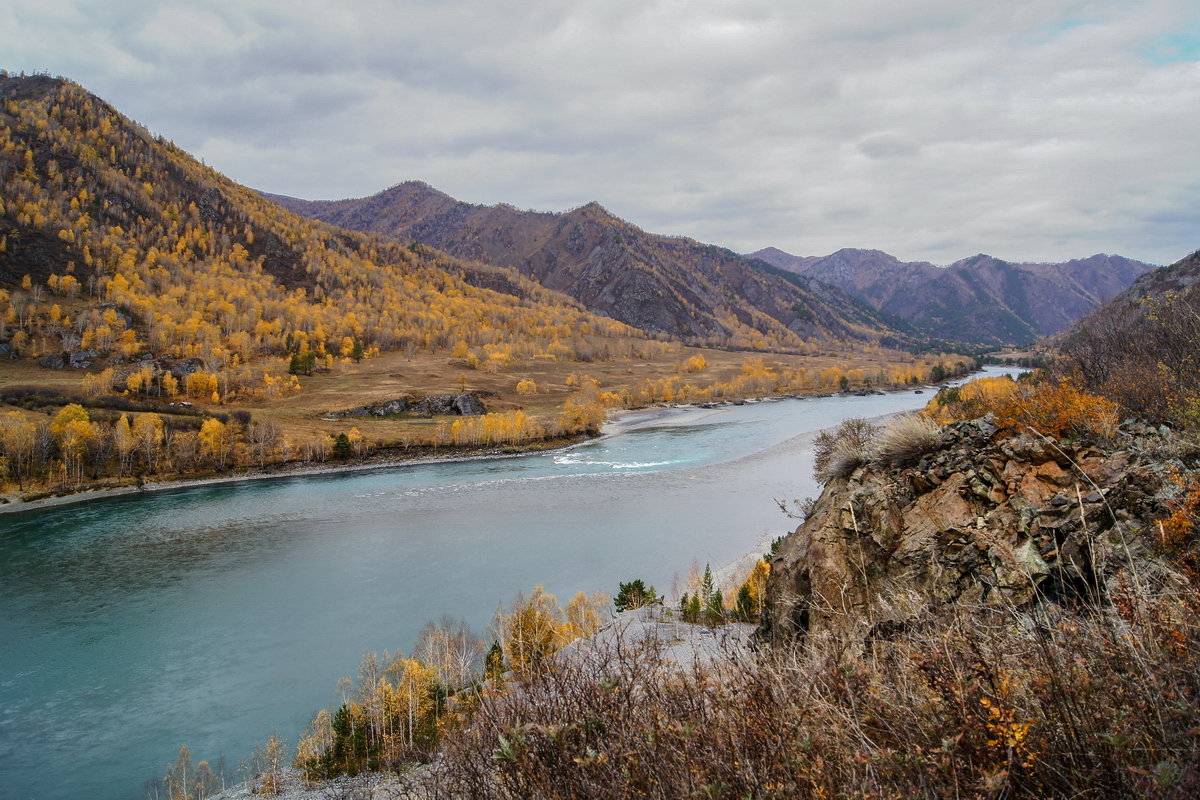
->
[812,417,877,483]
[1060,280,1200,426]
[992,379,1120,441]
[415,579,1200,800]
[924,374,1022,424]
[875,413,941,467]
[1161,470,1200,582]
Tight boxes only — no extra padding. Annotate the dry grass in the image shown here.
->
[399,575,1200,800]
[2,345,931,451]
[812,418,879,483]
[875,413,942,467]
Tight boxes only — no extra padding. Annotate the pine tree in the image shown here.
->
[484,641,504,681]
[615,579,648,612]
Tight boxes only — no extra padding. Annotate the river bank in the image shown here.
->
[0,385,935,516]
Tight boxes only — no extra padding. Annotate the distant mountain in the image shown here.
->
[267,183,899,349]
[746,247,1155,346]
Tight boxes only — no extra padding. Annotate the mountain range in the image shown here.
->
[0,73,1161,368]
[266,182,895,350]
[747,247,1155,347]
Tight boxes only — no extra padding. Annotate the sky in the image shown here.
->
[3,0,1199,266]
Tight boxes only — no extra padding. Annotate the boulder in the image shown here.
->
[168,358,207,378]
[452,393,487,415]
[69,349,99,368]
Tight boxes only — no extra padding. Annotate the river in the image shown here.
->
[0,367,1018,799]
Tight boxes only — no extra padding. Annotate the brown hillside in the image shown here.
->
[267,182,899,350]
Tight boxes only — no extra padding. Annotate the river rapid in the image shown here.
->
[0,368,1019,800]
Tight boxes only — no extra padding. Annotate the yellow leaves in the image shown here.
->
[450,411,543,447]
[565,591,611,640]
[558,394,606,436]
[516,378,538,395]
[198,418,230,466]
[495,585,569,675]
[980,673,1038,771]
[50,403,89,440]
[923,375,1020,425]
[185,371,218,399]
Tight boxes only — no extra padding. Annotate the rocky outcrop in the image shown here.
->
[758,418,1181,650]
[329,392,489,419]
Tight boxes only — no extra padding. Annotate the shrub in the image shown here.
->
[812,418,877,483]
[992,378,1119,441]
[422,580,1200,800]
[923,374,1021,424]
[875,413,941,467]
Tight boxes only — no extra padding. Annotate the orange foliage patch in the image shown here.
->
[992,379,1119,440]
[1160,471,1200,580]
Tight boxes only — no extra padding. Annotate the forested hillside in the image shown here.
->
[267,182,898,350]
[0,75,656,375]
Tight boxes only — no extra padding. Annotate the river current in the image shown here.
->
[0,368,1018,799]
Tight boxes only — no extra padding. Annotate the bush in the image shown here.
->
[812,418,877,483]
[422,580,1200,799]
[923,374,1021,424]
[992,378,1119,441]
[875,413,941,467]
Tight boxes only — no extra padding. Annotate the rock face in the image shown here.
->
[330,393,489,419]
[758,418,1179,650]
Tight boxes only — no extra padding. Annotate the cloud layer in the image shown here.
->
[4,0,1198,264]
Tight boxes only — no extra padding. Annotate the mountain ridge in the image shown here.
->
[748,246,1155,346]
[266,183,902,350]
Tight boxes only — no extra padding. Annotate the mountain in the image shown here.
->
[0,74,642,372]
[1056,248,1200,421]
[266,183,900,350]
[747,246,1155,346]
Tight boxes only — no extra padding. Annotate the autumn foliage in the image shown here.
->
[927,375,1119,441]
[984,379,1119,440]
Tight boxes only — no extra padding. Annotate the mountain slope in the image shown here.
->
[0,75,643,374]
[747,247,1154,346]
[267,183,900,350]
[1056,248,1200,421]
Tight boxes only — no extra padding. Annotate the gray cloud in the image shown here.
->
[4,0,1199,265]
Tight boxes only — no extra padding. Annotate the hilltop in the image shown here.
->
[748,246,1154,346]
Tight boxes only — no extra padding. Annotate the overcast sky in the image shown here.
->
[4,0,1198,265]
